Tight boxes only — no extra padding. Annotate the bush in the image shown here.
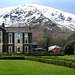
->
[71,63,75,69]
[24,52,63,56]
[64,61,72,67]
[63,41,75,55]
[0,56,25,60]
[34,56,75,63]
[0,56,75,69]
[24,56,74,69]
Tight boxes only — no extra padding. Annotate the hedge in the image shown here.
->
[34,56,75,63]
[71,63,75,69]
[0,56,75,69]
[0,52,63,56]
[24,56,75,69]
[0,56,25,60]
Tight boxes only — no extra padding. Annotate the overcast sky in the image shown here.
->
[0,0,75,14]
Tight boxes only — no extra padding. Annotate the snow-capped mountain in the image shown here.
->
[0,4,75,31]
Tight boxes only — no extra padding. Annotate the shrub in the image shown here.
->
[24,56,74,69]
[63,41,75,55]
[0,57,25,60]
[0,56,75,69]
[71,63,75,69]
[24,52,63,56]
[35,56,75,63]
[64,61,72,67]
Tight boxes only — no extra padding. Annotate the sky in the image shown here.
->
[0,0,75,14]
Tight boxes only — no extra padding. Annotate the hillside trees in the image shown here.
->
[51,38,68,47]
[37,32,69,52]
[68,32,75,41]
[37,32,52,52]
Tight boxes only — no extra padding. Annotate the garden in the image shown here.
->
[0,54,75,75]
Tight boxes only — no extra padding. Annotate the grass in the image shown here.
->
[34,54,75,61]
[58,55,75,60]
[0,60,75,75]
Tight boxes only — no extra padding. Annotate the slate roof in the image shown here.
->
[4,27,31,32]
[0,24,31,32]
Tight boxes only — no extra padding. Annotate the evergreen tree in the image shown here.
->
[63,41,75,55]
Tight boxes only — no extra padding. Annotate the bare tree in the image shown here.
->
[38,32,52,52]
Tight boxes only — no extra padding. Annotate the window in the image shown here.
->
[9,33,12,37]
[9,33,12,44]
[9,47,11,52]
[9,38,12,44]
[24,39,28,43]
[17,46,20,52]
[9,39,12,43]
[15,46,21,53]
[18,33,20,37]
[24,46,29,53]
[15,38,21,43]
[26,46,27,52]
[24,33,28,43]
[9,46,12,52]
[15,33,20,37]
[25,33,28,38]
[18,38,20,43]
[25,39,27,43]
[15,33,22,44]
[26,40,27,43]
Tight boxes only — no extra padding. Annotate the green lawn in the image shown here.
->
[0,60,75,75]
[58,55,75,60]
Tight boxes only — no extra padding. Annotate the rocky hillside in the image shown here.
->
[0,4,75,31]
[0,4,75,40]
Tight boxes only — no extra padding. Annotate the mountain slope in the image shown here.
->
[0,4,75,31]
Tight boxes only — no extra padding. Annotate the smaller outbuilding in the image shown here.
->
[48,45,62,53]
[33,48,46,52]
[32,42,38,49]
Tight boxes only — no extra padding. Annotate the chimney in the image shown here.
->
[2,23,5,27]
[29,26,31,30]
